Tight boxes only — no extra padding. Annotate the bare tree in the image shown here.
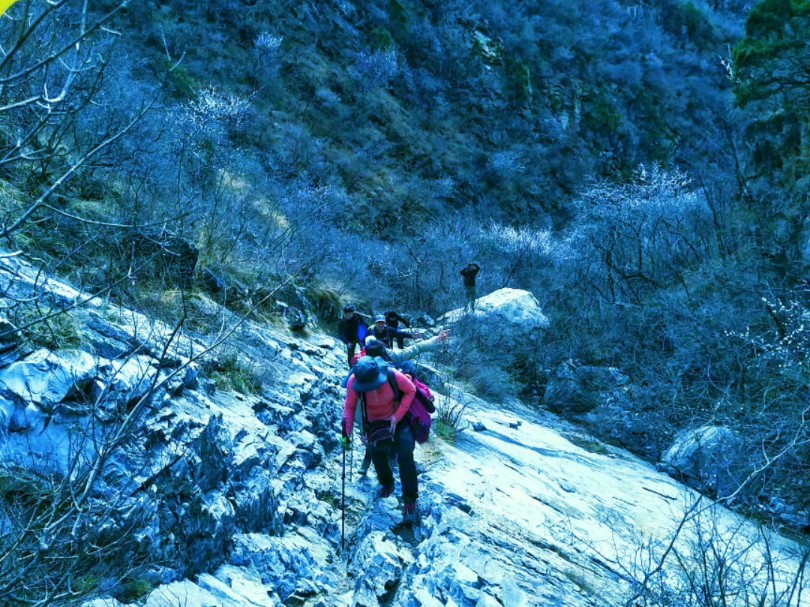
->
[0,0,141,243]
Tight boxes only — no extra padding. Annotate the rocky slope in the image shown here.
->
[0,253,807,607]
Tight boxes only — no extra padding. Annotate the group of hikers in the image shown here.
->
[336,263,480,528]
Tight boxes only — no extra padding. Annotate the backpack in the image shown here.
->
[386,370,434,444]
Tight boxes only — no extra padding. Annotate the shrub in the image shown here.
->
[353,49,399,91]
[9,305,82,351]
[116,578,155,603]
[205,352,264,395]
[564,165,714,304]
[434,392,469,442]
[304,283,344,324]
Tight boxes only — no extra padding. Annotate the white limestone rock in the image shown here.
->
[80,599,127,607]
[659,425,746,498]
[440,288,550,334]
[0,349,97,412]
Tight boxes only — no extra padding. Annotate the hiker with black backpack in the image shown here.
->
[370,314,422,349]
[384,310,410,349]
[340,356,421,525]
[338,305,368,367]
[365,329,450,365]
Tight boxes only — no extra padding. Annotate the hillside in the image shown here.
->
[1,253,808,607]
[1,1,810,603]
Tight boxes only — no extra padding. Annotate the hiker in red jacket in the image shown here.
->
[341,356,421,524]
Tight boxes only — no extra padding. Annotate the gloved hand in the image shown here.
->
[340,435,352,451]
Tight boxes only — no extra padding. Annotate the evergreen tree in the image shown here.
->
[732,0,810,265]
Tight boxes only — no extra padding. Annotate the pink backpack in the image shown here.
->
[384,371,435,444]
[408,378,434,444]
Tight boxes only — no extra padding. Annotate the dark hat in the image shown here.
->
[352,356,388,392]
[374,314,386,323]
[364,338,387,357]
[397,360,417,378]
[343,304,356,314]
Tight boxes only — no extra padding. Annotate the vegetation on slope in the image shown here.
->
[1,2,809,587]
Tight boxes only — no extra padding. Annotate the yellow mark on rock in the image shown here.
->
[0,0,20,17]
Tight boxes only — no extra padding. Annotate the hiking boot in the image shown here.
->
[401,502,420,525]
[378,483,395,499]
[358,461,370,478]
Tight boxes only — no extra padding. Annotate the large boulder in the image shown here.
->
[230,533,330,603]
[544,361,629,415]
[125,230,198,290]
[0,349,98,412]
[658,425,746,499]
[440,288,549,340]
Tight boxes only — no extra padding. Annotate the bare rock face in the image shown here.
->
[544,360,629,415]
[2,255,807,607]
[0,349,98,412]
[543,361,629,416]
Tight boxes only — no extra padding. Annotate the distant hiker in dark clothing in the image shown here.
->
[341,356,421,524]
[338,305,368,367]
[460,262,480,312]
[385,310,411,349]
[370,314,421,349]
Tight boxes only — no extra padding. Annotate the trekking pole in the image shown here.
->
[341,444,346,555]
[349,432,353,482]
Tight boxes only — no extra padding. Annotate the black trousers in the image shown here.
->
[346,341,359,367]
[369,423,417,504]
[360,442,395,471]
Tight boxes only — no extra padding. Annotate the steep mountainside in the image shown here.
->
[109,0,747,228]
[1,254,808,607]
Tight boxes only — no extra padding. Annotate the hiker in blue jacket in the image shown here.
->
[338,305,368,367]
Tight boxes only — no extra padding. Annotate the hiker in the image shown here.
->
[338,305,368,367]
[370,314,421,349]
[341,356,421,524]
[460,262,480,312]
[350,332,449,478]
[347,330,451,369]
[367,329,449,365]
[384,310,411,349]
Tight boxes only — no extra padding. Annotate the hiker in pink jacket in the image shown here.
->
[341,356,421,524]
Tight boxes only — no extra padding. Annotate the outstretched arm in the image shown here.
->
[388,330,450,363]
